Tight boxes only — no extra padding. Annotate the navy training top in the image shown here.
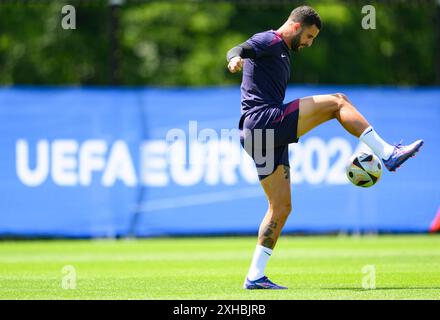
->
[240,30,291,115]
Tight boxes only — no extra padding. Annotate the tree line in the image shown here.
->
[0,0,437,86]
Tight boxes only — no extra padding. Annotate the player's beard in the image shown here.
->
[291,30,303,52]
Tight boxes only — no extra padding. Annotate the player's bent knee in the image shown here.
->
[331,93,348,107]
[335,92,349,101]
[327,93,349,116]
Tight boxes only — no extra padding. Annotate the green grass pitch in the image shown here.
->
[1,235,440,299]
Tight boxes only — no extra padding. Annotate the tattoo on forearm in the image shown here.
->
[260,220,278,249]
[283,165,290,180]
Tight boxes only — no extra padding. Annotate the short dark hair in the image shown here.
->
[289,5,322,30]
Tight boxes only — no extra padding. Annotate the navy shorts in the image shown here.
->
[239,99,300,180]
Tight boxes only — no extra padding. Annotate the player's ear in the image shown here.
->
[292,22,301,31]
[291,22,302,34]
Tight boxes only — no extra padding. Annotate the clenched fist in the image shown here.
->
[228,56,244,73]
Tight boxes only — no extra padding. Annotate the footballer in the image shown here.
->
[226,5,424,289]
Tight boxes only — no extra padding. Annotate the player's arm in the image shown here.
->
[226,42,256,73]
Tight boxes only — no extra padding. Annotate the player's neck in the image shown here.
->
[276,25,293,50]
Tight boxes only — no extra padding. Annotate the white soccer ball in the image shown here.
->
[346,152,382,187]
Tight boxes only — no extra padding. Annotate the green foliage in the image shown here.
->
[0,1,109,84]
[121,1,240,85]
[0,0,437,85]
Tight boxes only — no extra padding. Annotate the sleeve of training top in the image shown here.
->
[226,42,256,62]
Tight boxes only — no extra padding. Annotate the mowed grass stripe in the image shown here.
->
[0,235,439,299]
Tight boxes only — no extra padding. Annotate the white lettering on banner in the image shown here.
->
[15,137,353,187]
[302,137,329,184]
[140,141,168,186]
[326,138,353,184]
[102,140,137,187]
[52,140,78,186]
[79,140,107,186]
[205,140,241,186]
[239,151,260,185]
[289,138,353,185]
[169,141,204,186]
[16,139,49,187]
[16,139,136,187]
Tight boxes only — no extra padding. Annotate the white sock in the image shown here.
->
[359,126,394,160]
[247,245,273,281]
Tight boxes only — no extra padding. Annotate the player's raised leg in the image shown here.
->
[296,93,423,171]
[244,164,290,289]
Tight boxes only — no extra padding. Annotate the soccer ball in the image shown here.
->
[346,152,382,187]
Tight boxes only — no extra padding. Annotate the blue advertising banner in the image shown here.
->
[0,86,438,237]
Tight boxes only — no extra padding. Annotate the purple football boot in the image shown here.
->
[243,276,287,290]
[383,139,424,172]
